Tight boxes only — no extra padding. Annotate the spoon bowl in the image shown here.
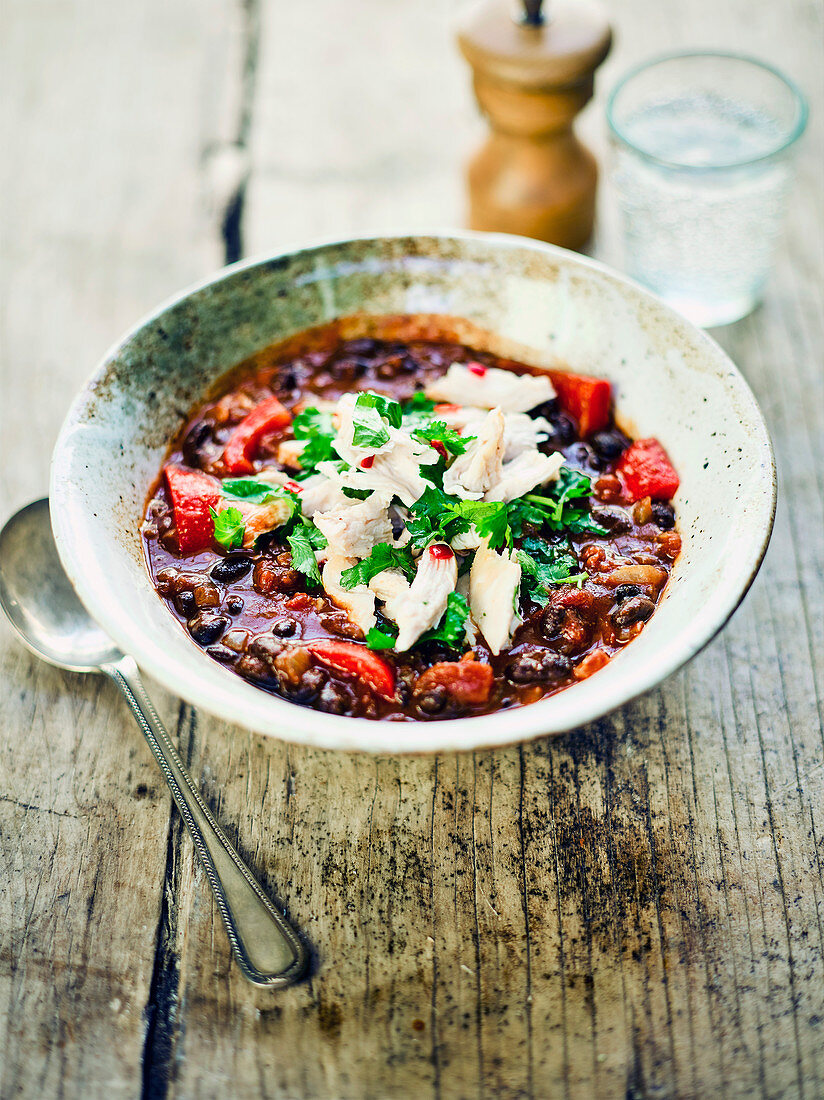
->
[0,498,123,671]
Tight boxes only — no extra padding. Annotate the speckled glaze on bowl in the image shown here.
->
[50,233,775,753]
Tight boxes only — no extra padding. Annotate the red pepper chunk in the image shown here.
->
[164,465,221,554]
[548,370,611,437]
[222,396,292,474]
[305,640,396,701]
[616,438,680,502]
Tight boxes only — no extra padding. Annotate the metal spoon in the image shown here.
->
[0,497,307,989]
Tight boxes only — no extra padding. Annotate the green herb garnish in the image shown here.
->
[291,407,337,476]
[412,420,476,457]
[210,506,245,550]
[420,592,471,649]
[339,544,417,590]
[355,391,403,428]
[518,538,587,605]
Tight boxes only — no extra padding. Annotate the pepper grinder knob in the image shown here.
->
[456,0,612,251]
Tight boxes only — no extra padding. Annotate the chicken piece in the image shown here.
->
[484,449,565,503]
[384,544,458,652]
[369,568,412,621]
[456,572,478,645]
[331,393,396,466]
[314,491,394,559]
[276,438,306,469]
[425,363,554,414]
[469,543,522,655]
[501,413,553,460]
[436,406,551,461]
[443,408,506,499]
[234,497,294,549]
[321,552,376,635]
[297,473,352,518]
[323,429,437,507]
[450,528,483,552]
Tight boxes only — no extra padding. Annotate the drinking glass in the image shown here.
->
[607,52,808,327]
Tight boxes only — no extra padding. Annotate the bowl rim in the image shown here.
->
[50,230,777,754]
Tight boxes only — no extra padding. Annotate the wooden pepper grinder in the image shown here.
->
[457,0,612,251]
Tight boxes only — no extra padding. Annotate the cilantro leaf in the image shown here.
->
[291,407,337,476]
[351,415,390,450]
[339,544,417,590]
[355,391,402,429]
[420,592,471,649]
[365,625,399,650]
[518,538,587,605]
[412,420,476,457]
[286,523,322,586]
[221,479,298,514]
[209,506,245,550]
[402,392,437,416]
[515,467,609,537]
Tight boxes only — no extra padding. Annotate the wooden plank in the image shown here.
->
[0,0,244,1095]
[166,0,823,1098]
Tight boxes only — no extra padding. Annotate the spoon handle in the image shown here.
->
[102,654,308,988]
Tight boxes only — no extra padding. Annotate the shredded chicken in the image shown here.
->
[443,408,506,499]
[297,474,351,518]
[276,439,306,468]
[484,449,565,503]
[314,490,394,559]
[469,543,522,655]
[436,406,552,460]
[425,363,554,413]
[369,568,412,622]
[235,497,294,549]
[321,552,376,634]
[386,545,458,652]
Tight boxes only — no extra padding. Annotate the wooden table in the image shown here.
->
[1,2,821,1097]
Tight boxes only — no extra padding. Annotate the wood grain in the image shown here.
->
[1,0,822,1097]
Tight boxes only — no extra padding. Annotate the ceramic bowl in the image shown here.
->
[50,233,775,753]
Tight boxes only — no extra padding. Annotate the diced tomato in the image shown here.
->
[222,396,292,474]
[548,370,611,437]
[467,362,487,377]
[428,439,448,460]
[164,466,221,554]
[360,455,375,469]
[416,660,493,705]
[434,403,460,415]
[305,639,396,701]
[616,438,680,502]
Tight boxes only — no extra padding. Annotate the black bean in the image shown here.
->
[539,604,565,639]
[226,595,245,615]
[566,442,605,471]
[505,649,572,684]
[248,633,284,661]
[590,505,632,534]
[416,685,448,715]
[316,681,355,715]
[612,595,655,628]
[187,611,231,646]
[271,617,298,637]
[182,420,216,467]
[287,666,325,702]
[174,590,197,618]
[206,643,238,663]
[614,584,642,603]
[345,338,379,355]
[651,501,676,530]
[591,429,629,460]
[210,553,253,584]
